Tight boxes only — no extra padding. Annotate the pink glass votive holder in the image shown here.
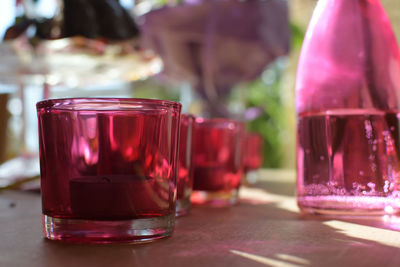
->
[244,133,264,171]
[176,114,195,216]
[36,98,181,244]
[244,132,264,184]
[191,118,245,206]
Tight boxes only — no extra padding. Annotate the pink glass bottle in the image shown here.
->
[296,0,400,215]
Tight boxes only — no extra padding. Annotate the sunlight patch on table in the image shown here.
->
[382,215,400,231]
[324,220,400,248]
[230,250,307,267]
[275,254,310,265]
[240,187,299,212]
[258,169,295,182]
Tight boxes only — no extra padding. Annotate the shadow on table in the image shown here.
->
[228,180,400,267]
[252,176,400,233]
[38,187,400,267]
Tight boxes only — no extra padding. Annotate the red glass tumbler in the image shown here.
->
[243,133,264,184]
[191,118,245,206]
[176,114,195,216]
[37,98,181,243]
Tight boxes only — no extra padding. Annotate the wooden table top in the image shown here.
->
[2,169,400,267]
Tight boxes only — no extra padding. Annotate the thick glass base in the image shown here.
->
[43,214,174,244]
[191,189,238,207]
[298,196,400,216]
[176,198,191,217]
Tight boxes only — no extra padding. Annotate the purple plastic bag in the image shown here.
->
[140,0,290,116]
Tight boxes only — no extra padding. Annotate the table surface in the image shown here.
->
[2,169,400,267]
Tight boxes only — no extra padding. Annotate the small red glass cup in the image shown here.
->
[191,118,245,206]
[244,132,264,184]
[176,114,195,216]
[36,98,181,243]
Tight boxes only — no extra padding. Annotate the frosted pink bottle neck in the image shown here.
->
[295,0,400,115]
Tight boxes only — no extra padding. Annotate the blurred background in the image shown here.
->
[0,0,399,178]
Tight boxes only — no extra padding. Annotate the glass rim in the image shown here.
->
[36,97,182,111]
[181,113,195,120]
[195,117,244,127]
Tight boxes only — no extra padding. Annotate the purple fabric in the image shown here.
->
[140,0,290,117]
